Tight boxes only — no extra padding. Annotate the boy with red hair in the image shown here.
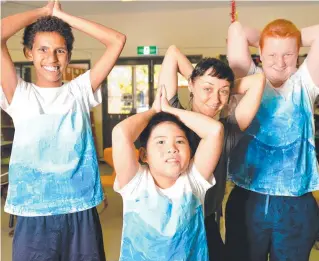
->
[226,19,319,261]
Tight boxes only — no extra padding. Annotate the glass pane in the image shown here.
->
[108,65,150,114]
[135,65,149,113]
[153,64,197,91]
[107,66,133,114]
[153,63,197,108]
[153,64,161,91]
[63,64,89,82]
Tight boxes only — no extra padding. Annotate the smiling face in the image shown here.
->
[143,121,191,188]
[189,69,231,118]
[260,37,299,87]
[25,32,69,87]
[259,19,301,88]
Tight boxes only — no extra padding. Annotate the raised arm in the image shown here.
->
[158,45,194,101]
[227,21,260,77]
[302,24,319,86]
[161,87,224,181]
[112,89,161,189]
[1,2,53,104]
[53,1,126,92]
[232,73,266,131]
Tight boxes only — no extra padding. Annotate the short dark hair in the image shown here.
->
[190,58,235,88]
[139,112,194,156]
[23,16,74,54]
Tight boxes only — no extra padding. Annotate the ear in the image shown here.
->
[139,147,148,163]
[24,47,33,61]
[67,51,72,63]
[188,79,194,93]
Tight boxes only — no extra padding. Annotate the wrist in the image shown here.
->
[163,105,173,114]
[41,6,51,17]
[149,107,158,115]
[52,9,64,19]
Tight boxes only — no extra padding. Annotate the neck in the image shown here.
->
[269,79,285,88]
[36,78,63,88]
[151,173,177,189]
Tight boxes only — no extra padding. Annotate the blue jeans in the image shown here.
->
[225,186,319,261]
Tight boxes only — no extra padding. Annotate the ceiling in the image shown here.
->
[2,1,318,17]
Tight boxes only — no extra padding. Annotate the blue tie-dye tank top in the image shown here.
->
[229,62,319,196]
[115,163,214,261]
[1,71,103,216]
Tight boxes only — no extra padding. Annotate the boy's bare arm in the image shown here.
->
[302,24,319,86]
[158,45,194,101]
[232,73,266,131]
[1,2,53,104]
[53,1,126,92]
[112,89,161,189]
[227,21,259,78]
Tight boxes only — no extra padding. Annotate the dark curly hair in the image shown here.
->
[23,16,74,55]
[190,58,235,88]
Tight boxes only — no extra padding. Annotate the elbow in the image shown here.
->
[106,32,126,49]
[228,21,243,37]
[210,122,224,138]
[116,33,126,47]
[166,45,179,56]
[1,35,8,44]
[119,33,126,45]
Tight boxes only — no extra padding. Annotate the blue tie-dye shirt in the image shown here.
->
[114,162,215,261]
[0,71,103,216]
[229,60,319,196]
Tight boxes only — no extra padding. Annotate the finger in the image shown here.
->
[161,84,167,98]
[156,85,162,99]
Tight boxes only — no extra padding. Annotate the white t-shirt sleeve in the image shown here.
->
[113,164,147,199]
[67,70,102,109]
[187,161,215,205]
[0,77,28,116]
[298,59,319,105]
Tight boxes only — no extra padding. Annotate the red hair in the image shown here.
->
[259,19,301,51]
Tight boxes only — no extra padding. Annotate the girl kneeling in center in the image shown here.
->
[112,86,224,261]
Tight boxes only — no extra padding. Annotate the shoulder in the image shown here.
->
[114,164,151,198]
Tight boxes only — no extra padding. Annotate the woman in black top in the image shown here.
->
[158,45,266,261]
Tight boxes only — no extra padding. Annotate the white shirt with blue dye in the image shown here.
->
[0,71,103,216]
[229,60,319,196]
[114,162,215,261]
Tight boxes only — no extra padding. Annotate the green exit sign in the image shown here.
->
[137,46,158,55]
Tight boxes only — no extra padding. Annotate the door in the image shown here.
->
[102,56,201,148]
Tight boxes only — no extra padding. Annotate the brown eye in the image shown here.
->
[220,90,229,95]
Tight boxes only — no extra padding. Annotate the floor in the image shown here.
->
[1,163,319,261]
